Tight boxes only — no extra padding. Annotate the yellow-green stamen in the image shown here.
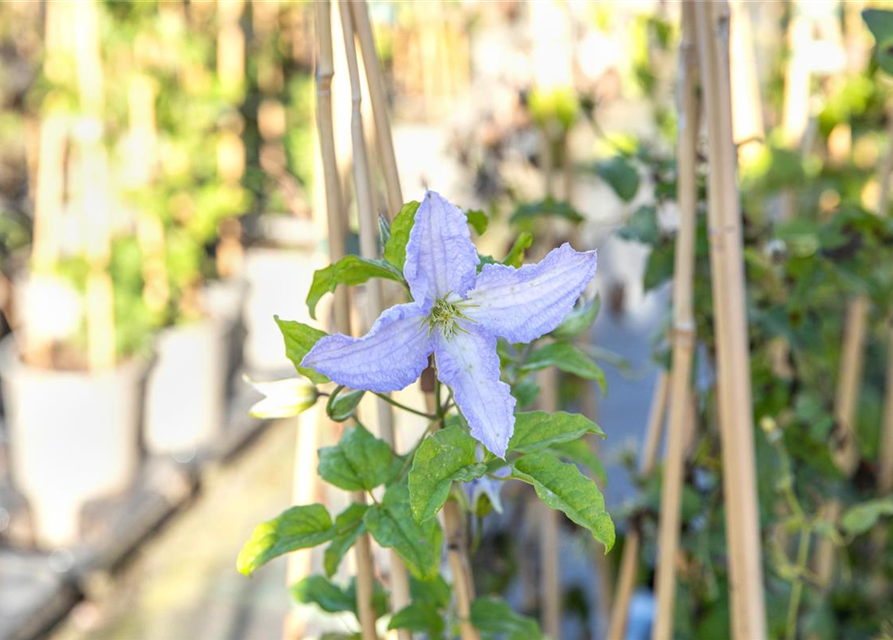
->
[425,296,476,339]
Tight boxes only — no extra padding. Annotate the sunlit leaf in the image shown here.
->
[383,201,420,270]
[306,255,403,319]
[318,425,396,491]
[508,411,605,455]
[237,504,334,576]
[274,316,328,384]
[841,498,893,536]
[466,209,489,236]
[521,342,607,394]
[324,503,368,578]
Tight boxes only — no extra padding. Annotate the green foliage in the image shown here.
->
[592,156,641,202]
[237,505,334,576]
[841,498,893,536]
[470,596,544,640]
[365,484,443,581]
[510,197,584,225]
[508,411,605,454]
[409,426,488,523]
[274,315,329,384]
[521,342,608,394]
[501,232,534,268]
[383,201,420,270]
[863,9,893,75]
[306,256,404,320]
[291,575,389,619]
[389,603,445,637]
[551,295,600,340]
[512,452,615,551]
[466,208,489,236]
[318,425,398,492]
[324,503,368,578]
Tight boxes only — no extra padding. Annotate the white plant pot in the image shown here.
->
[204,277,247,392]
[242,216,318,374]
[143,317,229,457]
[0,334,145,547]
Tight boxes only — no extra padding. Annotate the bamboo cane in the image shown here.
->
[652,4,700,637]
[349,0,402,217]
[728,0,764,166]
[337,4,417,638]
[314,4,377,639]
[695,3,767,638]
[607,370,669,640]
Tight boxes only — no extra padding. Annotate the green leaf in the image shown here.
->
[306,255,404,319]
[237,504,334,576]
[841,497,893,536]
[502,232,534,268]
[510,198,584,225]
[594,156,640,202]
[470,596,544,640]
[410,574,451,608]
[291,575,389,619]
[863,9,893,75]
[389,602,445,637]
[318,425,396,491]
[365,484,443,580]
[521,342,607,394]
[512,378,540,409]
[617,205,659,244]
[508,411,605,454]
[549,438,607,486]
[274,316,329,384]
[324,503,368,577]
[409,426,488,523]
[383,201,420,269]
[552,295,600,340]
[326,386,366,422]
[466,209,489,236]
[512,452,615,551]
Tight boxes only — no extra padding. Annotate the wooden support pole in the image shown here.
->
[349,0,402,217]
[652,4,700,636]
[607,371,669,640]
[694,3,767,638]
[337,4,413,637]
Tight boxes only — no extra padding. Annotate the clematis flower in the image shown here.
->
[302,190,597,457]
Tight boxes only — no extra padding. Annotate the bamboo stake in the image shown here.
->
[349,0,402,217]
[538,367,562,639]
[315,4,377,639]
[652,4,700,636]
[695,4,767,638]
[728,0,764,166]
[607,371,668,640]
[337,4,416,638]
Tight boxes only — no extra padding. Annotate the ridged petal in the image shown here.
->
[434,327,516,458]
[466,243,597,344]
[404,190,479,302]
[302,302,433,393]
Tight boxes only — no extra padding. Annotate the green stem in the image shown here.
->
[373,392,437,420]
[785,528,811,640]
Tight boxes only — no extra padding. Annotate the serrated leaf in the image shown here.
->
[512,452,615,551]
[552,295,600,340]
[389,602,445,637]
[549,438,607,486]
[508,411,605,454]
[470,596,544,640]
[318,425,396,491]
[274,316,329,384]
[409,426,487,523]
[594,156,640,202]
[326,386,366,422]
[521,342,607,394]
[383,201,420,269]
[291,575,388,619]
[324,503,368,577]
[509,198,584,225]
[466,209,489,236]
[237,504,334,576]
[502,232,534,268]
[306,255,403,319]
[365,484,443,580]
[841,497,893,536]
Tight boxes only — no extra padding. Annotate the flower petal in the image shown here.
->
[466,243,597,344]
[404,190,479,302]
[302,302,433,393]
[434,327,515,458]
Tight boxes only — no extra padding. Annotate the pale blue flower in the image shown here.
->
[302,191,597,457]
